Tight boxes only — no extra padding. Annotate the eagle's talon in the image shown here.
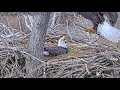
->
[85,28,97,38]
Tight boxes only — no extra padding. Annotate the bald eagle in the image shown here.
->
[77,12,120,43]
[77,12,118,31]
[44,36,68,56]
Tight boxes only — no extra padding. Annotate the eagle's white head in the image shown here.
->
[97,15,120,43]
[58,36,68,48]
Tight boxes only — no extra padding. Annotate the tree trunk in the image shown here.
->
[28,12,51,70]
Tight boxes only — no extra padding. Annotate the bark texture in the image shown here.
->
[28,12,51,69]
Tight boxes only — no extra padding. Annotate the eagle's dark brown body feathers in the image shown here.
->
[77,12,118,30]
[44,36,68,56]
[77,12,120,42]
[44,47,68,56]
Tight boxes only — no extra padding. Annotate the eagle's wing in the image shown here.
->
[44,47,68,56]
[103,12,118,26]
[77,12,118,30]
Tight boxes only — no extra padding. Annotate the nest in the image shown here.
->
[1,43,120,78]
